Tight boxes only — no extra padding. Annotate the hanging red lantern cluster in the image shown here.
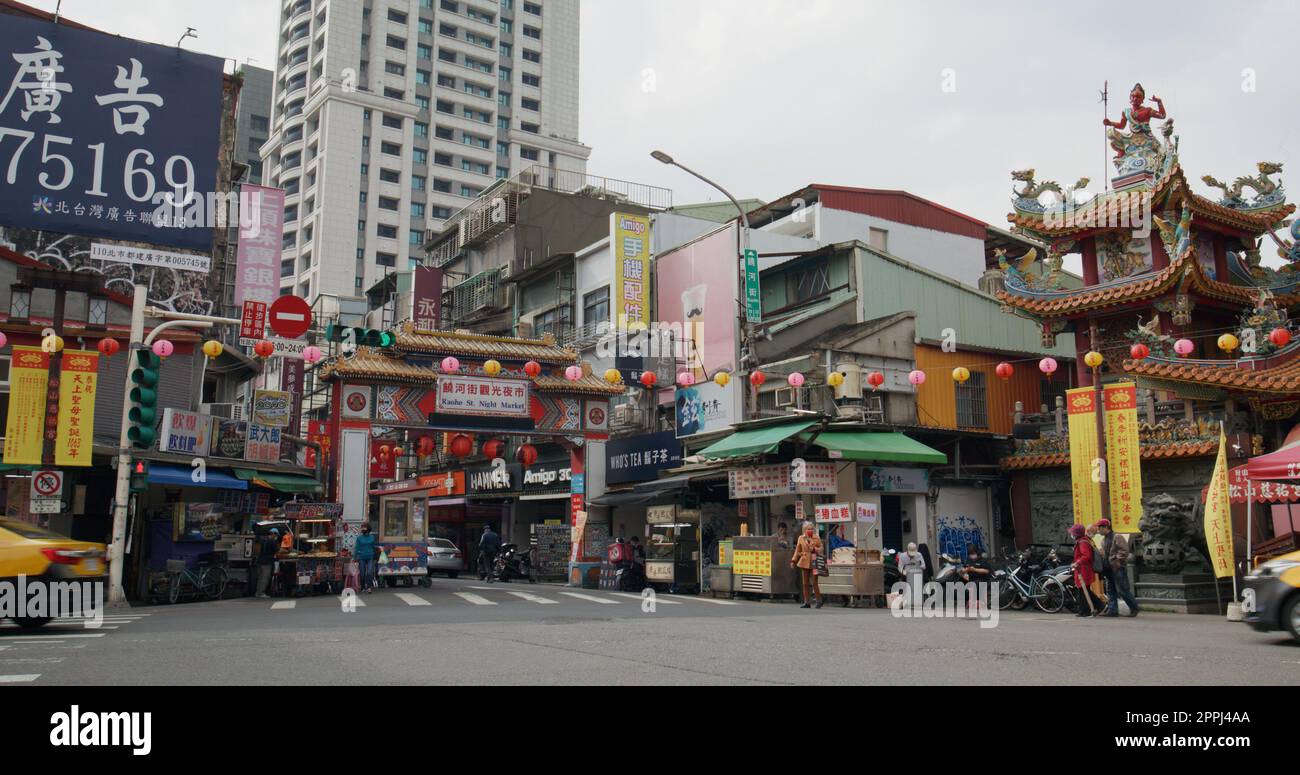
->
[254,340,275,358]
[1130,343,1150,360]
[449,433,473,458]
[995,362,1013,380]
[524,360,542,377]
[749,371,766,387]
[482,438,505,460]
[1270,327,1291,348]
[866,371,885,391]
[97,338,120,357]
[639,371,657,388]
[516,443,538,467]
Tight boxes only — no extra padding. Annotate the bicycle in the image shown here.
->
[165,558,229,604]
[993,551,1067,613]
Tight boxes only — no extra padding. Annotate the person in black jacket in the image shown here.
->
[255,529,280,598]
[478,524,501,582]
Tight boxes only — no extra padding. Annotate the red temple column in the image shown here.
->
[1081,237,1099,286]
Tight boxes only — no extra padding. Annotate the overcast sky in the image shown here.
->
[30,0,1299,248]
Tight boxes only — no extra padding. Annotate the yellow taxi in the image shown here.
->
[0,517,107,628]
[1243,549,1300,642]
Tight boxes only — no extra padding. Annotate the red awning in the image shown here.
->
[1246,424,1300,482]
[1202,464,1300,504]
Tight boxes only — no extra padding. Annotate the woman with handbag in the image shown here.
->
[1069,523,1104,617]
[790,521,825,609]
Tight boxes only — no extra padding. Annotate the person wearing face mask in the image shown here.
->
[898,542,926,583]
[790,521,824,609]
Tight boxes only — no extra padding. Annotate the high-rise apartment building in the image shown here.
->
[261,0,589,303]
[234,65,275,185]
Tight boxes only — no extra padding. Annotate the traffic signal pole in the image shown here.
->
[108,289,230,606]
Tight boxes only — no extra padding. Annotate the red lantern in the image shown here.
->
[1270,327,1291,348]
[1130,343,1150,360]
[449,434,473,458]
[995,362,1014,380]
[392,446,405,458]
[417,436,435,456]
[524,360,542,377]
[254,340,275,358]
[749,371,766,387]
[97,338,120,357]
[516,443,538,467]
[866,371,885,391]
[639,371,657,388]
[482,438,505,460]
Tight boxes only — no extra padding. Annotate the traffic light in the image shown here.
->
[129,459,150,493]
[128,349,160,449]
[324,325,396,348]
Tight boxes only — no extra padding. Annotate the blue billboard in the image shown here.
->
[0,15,225,251]
[605,430,683,485]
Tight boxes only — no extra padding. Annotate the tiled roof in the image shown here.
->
[390,320,578,363]
[1122,349,1300,395]
[532,373,626,395]
[1002,439,1218,470]
[316,349,437,384]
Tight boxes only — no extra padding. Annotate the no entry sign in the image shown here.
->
[32,469,64,503]
[268,295,312,340]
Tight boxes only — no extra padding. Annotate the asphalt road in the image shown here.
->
[3,577,1297,685]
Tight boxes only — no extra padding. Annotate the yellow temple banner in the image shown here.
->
[3,346,50,466]
[1066,387,1102,525]
[55,350,100,467]
[1103,382,1143,533]
[1203,428,1235,579]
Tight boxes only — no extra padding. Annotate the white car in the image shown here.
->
[425,538,464,578]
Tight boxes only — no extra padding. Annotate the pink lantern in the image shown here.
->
[677,371,695,387]
[1174,338,1194,356]
[440,356,460,373]
[1038,357,1058,376]
[565,365,583,381]
[0,331,7,348]
[303,345,322,364]
[787,372,805,388]
[907,369,926,386]
[152,339,174,358]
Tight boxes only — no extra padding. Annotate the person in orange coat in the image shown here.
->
[790,521,824,609]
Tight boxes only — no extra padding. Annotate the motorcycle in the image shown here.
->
[492,543,535,583]
[615,558,646,591]
[932,553,965,585]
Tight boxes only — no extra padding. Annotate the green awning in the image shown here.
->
[232,469,323,494]
[696,420,819,459]
[798,431,947,465]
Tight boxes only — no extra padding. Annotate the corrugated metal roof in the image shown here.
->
[813,185,989,240]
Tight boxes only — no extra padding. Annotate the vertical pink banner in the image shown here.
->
[235,184,286,308]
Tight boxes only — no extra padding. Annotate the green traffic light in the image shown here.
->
[128,405,156,425]
[130,386,157,406]
[131,366,158,387]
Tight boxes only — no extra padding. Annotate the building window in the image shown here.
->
[379,168,402,183]
[387,9,408,24]
[412,175,426,191]
[360,163,369,175]
[281,259,294,277]
[497,141,510,156]
[786,259,831,304]
[251,115,269,132]
[523,25,541,39]
[377,224,399,239]
[438,48,457,63]
[418,44,432,60]
[520,146,539,161]
[497,116,509,130]
[522,49,541,63]
[435,125,454,139]
[410,229,424,245]
[380,141,402,156]
[522,73,540,87]
[496,166,509,178]
[460,184,479,198]
[499,91,511,106]
[520,97,539,111]
[382,114,403,129]
[411,202,426,218]
[384,61,406,77]
[383,87,405,100]
[500,43,512,58]
[462,160,489,175]
[437,73,456,88]
[436,100,455,115]
[524,2,542,15]
[415,95,430,111]
[386,34,407,50]
[414,121,429,138]
[434,152,452,166]
[433,178,452,193]
[499,66,511,82]
[376,252,397,267]
[467,7,495,23]
[500,19,513,34]
[462,133,490,149]
[955,370,988,429]
[414,149,429,164]
[583,287,609,327]
[378,196,400,211]
[359,191,368,204]
[419,19,433,35]
[431,205,452,219]
[868,227,888,252]
[520,121,539,134]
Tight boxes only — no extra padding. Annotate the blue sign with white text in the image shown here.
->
[0,15,225,251]
[605,431,683,485]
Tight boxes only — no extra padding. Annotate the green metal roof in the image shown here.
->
[670,199,767,224]
[233,469,323,494]
[798,431,947,464]
[696,420,820,459]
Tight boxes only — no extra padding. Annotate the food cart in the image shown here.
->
[709,539,734,598]
[729,534,802,600]
[645,504,700,594]
[279,503,344,595]
[815,502,885,607]
[375,482,434,587]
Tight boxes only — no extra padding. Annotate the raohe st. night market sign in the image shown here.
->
[0,15,225,251]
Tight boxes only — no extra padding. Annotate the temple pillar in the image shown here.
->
[1081,237,1099,285]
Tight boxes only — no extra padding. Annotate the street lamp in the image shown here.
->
[649,149,755,372]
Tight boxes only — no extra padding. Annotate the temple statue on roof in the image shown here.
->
[995,81,1300,570]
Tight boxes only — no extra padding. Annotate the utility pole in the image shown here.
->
[1089,321,1112,523]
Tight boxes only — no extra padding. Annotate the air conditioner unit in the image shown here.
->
[612,404,642,427]
[201,403,244,421]
[774,386,796,408]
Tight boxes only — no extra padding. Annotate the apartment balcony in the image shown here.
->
[443,267,510,326]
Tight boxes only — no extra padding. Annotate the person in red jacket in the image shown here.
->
[1069,523,1103,617]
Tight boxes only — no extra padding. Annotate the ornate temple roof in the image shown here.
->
[316,347,624,394]
[1122,346,1300,395]
[389,320,578,364]
[1002,439,1218,470]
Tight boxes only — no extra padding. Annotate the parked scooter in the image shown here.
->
[932,553,965,584]
[493,543,535,583]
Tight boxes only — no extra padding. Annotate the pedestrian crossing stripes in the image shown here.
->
[270,600,296,610]
[0,674,40,683]
[453,592,496,606]
[506,591,557,604]
[395,593,431,606]
[607,592,680,604]
[261,586,763,610]
[558,592,619,605]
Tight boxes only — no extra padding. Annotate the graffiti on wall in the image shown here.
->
[936,515,987,560]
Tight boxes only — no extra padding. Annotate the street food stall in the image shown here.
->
[277,502,344,595]
[375,487,432,586]
[645,504,700,594]
[728,534,801,600]
[709,538,734,598]
[815,502,885,607]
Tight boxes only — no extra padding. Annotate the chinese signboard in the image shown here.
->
[369,439,396,480]
[54,349,98,466]
[605,430,682,484]
[239,300,267,341]
[412,265,443,331]
[646,505,677,525]
[233,183,285,308]
[212,419,247,459]
[728,461,838,498]
[280,358,304,437]
[159,409,212,456]
[435,375,529,417]
[1203,430,1234,579]
[251,389,292,428]
[814,502,853,523]
[89,243,211,273]
[1065,387,1102,525]
[860,466,929,494]
[856,502,879,524]
[244,423,281,464]
[0,15,224,250]
[30,468,62,513]
[3,347,49,465]
[744,248,760,323]
[732,549,772,577]
[1102,382,1143,533]
[674,380,740,438]
[612,212,651,330]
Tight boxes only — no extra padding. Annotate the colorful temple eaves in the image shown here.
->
[1002,439,1218,470]
[316,347,624,395]
[388,320,579,364]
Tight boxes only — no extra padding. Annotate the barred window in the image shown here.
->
[955,370,988,429]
